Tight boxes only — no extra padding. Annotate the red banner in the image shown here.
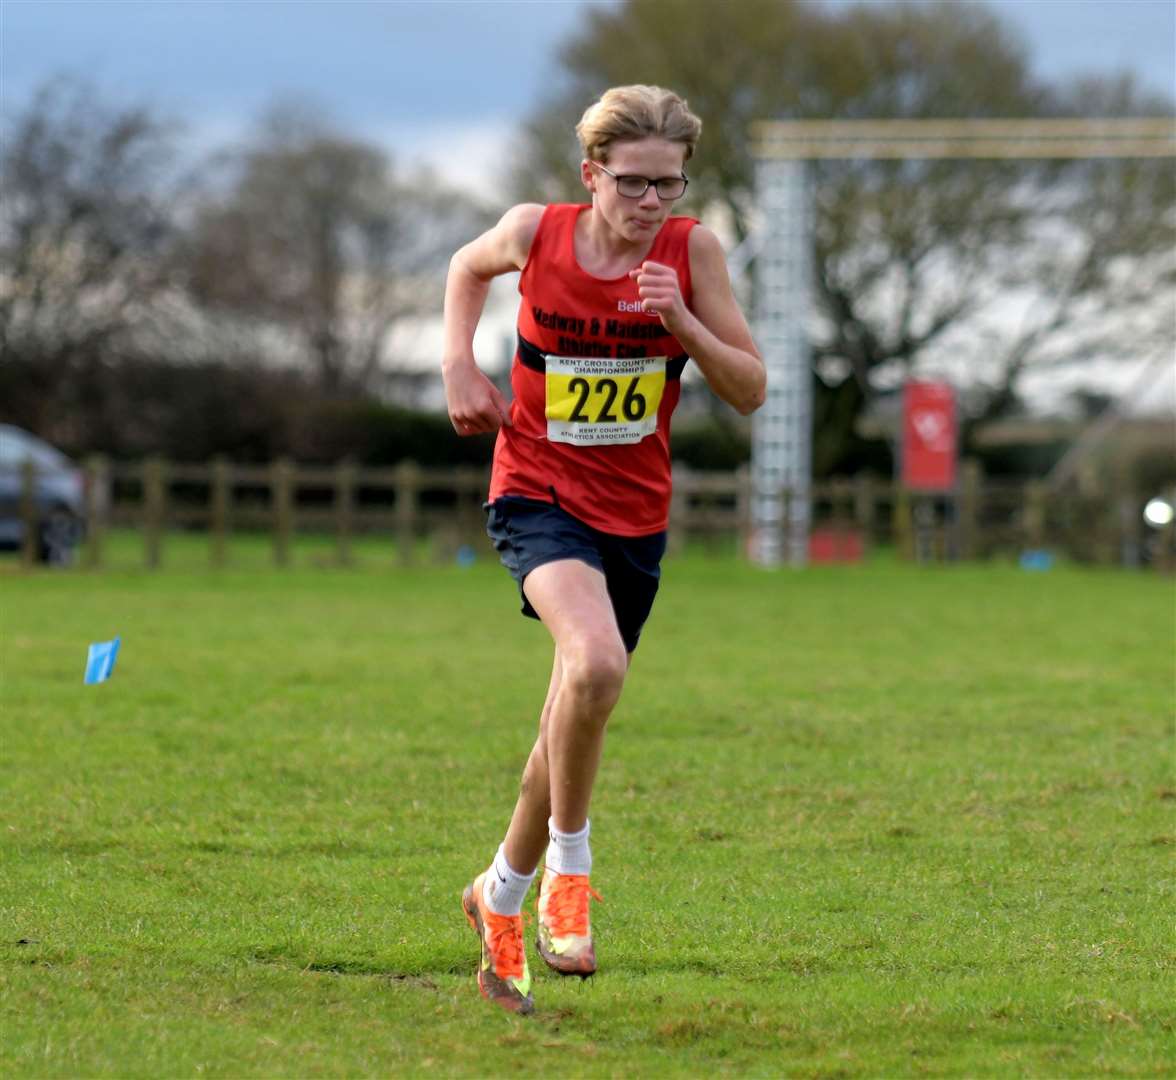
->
[902,381,957,491]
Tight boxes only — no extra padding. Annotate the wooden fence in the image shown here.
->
[11,456,1172,570]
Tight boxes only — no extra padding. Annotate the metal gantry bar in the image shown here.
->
[751,117,1176,159]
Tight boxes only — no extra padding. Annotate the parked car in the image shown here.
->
[0,425,88,564]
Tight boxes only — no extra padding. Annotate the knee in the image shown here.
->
[561,638,627,713]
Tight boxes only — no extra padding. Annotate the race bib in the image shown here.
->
[544,355,666,446]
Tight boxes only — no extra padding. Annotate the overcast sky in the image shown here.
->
[3,0,1173,411]
[3,0,1174,193]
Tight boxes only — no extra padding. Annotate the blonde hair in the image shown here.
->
[575,85,702,163]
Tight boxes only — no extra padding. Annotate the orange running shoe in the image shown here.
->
[535,868,601,978]
[461,873,534,1014]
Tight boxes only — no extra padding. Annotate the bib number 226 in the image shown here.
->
[566,376,646,423]
[544,355,667,447]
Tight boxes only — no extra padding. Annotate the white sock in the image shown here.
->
[545,817,592,877]
[481,844,535,916]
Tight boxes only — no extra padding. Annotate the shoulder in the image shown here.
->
[497,203,545,266]
[686,223,725,262]
[499,202,545,232]
[687,224,732,282]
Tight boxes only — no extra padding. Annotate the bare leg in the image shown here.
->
[501,650,561,874]
[515,559,628,834]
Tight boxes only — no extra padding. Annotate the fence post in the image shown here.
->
[432,468,463,565]
[735,465,751,559]
[1119,494,1141,569]
[669,464,689,556]
[20,460,38,568]
[853,474,875,543]
[143,456,166,569]
[458,466,483,552]
[1090,479,1115,565]
[272,458,294,567]
[210,456,230,568]
[1115,456,1140,569]
[913,497,936,563]
[84,455,107,570]
[1071,463,1106,563]
[1024,480,1047,551]
[395,461,419,566]
[894,484,913,561]
[829,477,849,547]
[335,459,356,566]
[1157,516,1175,574]
[958,459,982,561]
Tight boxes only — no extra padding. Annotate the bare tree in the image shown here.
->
[512,0,822,240]
[958,75,1176,425]
[514,0,1175,473]
[182,102,492,394]
[0,77,183,439]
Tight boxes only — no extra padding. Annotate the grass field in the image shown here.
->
[2,539,1174,1077]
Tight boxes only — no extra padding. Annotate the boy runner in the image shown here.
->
[442,85,765,1014]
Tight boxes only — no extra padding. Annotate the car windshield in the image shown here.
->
[0,427,71,470]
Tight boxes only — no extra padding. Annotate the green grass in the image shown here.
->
[2,545,1174,1077]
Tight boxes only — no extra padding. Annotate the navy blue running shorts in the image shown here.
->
[483,496,667,653]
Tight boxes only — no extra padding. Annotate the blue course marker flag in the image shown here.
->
[84,636,121,685]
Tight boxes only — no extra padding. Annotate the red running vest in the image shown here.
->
[489,203,698,536]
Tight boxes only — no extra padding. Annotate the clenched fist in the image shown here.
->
[629,260,690,335]
[443,360,512,435]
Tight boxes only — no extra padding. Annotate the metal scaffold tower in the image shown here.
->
[748,117,1176,568]
[749,158,811,568]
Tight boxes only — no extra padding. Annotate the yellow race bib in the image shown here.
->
[544,355,666,446]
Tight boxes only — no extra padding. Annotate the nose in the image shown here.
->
[637,184,661,210]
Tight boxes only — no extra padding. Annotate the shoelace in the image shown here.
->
[483,909,528,980]
[543,874,602,937]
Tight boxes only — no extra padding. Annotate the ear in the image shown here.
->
[580,159,595,195]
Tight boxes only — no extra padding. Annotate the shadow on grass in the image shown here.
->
[604,953,836,977]
[7,837,389,859]
[243,947,596,1022]
[184,839,385,859]
[245,946,468,984]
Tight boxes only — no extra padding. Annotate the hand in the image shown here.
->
[629,260,691,335]
[443,359,512,435]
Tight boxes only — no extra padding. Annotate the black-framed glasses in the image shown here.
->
[592,162,688,201]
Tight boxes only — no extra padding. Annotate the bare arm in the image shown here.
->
[442,203,543,434]
[629,225,765,416]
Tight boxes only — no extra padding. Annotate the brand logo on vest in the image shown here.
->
[617,299,660,317]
